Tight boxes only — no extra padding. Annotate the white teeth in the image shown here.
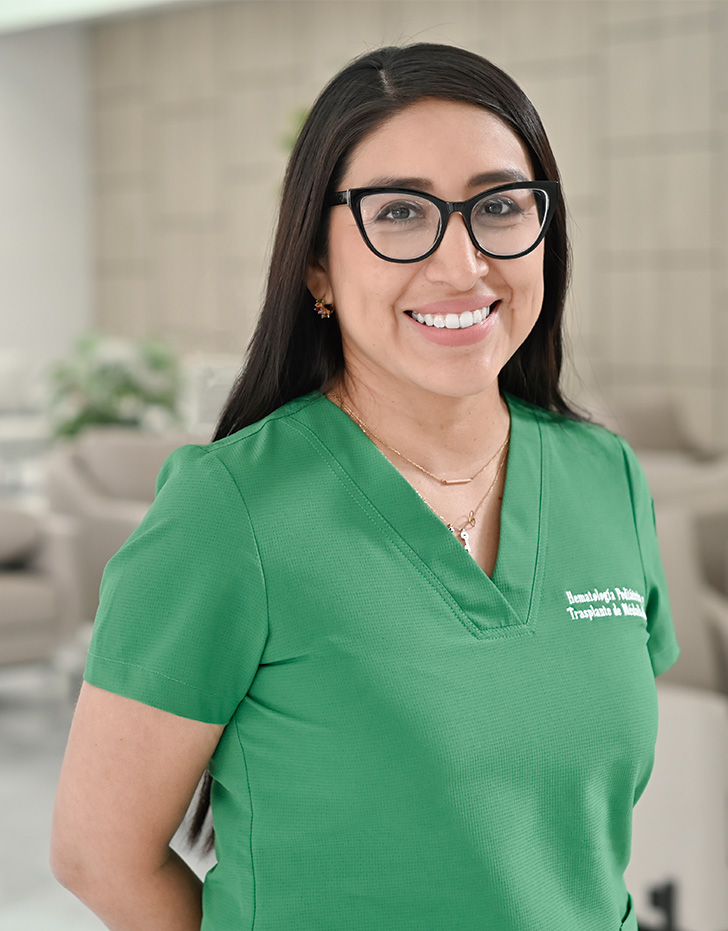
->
[410,305,493,329]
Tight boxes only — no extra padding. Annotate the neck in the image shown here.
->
[329,376,510,479]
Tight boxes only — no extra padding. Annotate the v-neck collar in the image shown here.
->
[288,391,548,637]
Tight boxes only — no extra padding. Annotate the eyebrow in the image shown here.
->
[363,169,531,191]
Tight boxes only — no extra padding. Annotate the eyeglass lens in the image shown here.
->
[358,187,549,260]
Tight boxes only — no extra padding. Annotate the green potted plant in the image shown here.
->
[47,332,182,440]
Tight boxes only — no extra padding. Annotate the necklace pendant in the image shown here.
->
[446,523,471,553]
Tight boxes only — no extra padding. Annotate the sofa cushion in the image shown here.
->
[75,428,201,502]
[0,507,41,566]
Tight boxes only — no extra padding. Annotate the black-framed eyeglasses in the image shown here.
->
[326,180,559,263]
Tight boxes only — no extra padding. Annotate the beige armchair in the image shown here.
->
[0,503,81,666]
[42,427,209,622]
[652,502,728,695]
[578,390,728,688]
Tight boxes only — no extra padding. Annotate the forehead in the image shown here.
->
[340,98,535,192]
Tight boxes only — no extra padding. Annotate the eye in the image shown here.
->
[375,200,426,222]
[478,196,521,218]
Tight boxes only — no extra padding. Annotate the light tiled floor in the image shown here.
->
[0,663,211,930]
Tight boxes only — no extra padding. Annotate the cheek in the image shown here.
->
[513,253,545,310]
[328,252,414,316]
[326,236,376,303]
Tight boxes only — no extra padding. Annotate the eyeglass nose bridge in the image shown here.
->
[434,199,484,256]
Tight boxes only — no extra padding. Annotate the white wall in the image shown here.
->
[0,24,92,400]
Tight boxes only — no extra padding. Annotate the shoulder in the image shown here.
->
[155,391,328,500]
[507,393,645,492]
[210,392,324,452]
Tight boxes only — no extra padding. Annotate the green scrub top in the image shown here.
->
[85,391,680,931]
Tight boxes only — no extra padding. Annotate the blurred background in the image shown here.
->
[1,1,727,929]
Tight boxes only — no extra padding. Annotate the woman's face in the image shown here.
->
[307,98,546,404]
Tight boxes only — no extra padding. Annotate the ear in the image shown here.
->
[306,256,333,305]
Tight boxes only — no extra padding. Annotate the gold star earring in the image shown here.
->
[314,299,334,318]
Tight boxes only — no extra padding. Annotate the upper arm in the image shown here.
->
[83,444,268,724]
[51,681,223,881]
[52,445,268,883]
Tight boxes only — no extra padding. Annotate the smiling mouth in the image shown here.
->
[405,304,497,329]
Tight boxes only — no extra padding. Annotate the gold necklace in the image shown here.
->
[332,393,509,486]
[430,440,509,552]
[331,391,510,554]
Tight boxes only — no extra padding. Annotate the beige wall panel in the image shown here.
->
[154,228,222,341]
[496,0,591,65]
[165,325,226,354]
[717,294,728,447]
[655,29,711,135]
[217,266,267,351]
[565,209,599,359]
[604,0,715,25]
[97,275,149,339]
[224,83,289,173]
[380,0,485,51]
[91,18,146,94]
[606,152,660,254]
[224,174,280,264]
[606,147,711,255]
[305,0,389,65]
[655,266,714,370]
[96,183,149,268]
[714,286,728,373]
[716,4,728,115]
[606,28,711,138]
[605,33,654,139]
[471,2,503,61]
[146,6,219,103]
[94,98,147,175]
[603,265,661,367]
[217,1,299,77]
[659,147,713,254]
[519,66,596,201]
[153,110,220,219]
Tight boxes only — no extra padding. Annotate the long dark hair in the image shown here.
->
[189,42,577,851]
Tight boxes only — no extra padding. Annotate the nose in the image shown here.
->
[424,211,490,289]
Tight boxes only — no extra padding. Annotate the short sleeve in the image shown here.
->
[83,443,268,724]
[619,439,681,678]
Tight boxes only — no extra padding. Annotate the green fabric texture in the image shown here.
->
[85,392,680,931]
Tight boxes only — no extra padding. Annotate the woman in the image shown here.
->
[51,44,679,931]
